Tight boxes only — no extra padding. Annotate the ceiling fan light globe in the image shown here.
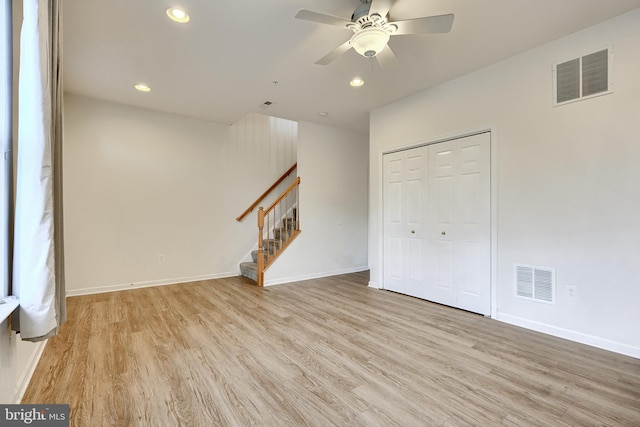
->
[350,28,390,58]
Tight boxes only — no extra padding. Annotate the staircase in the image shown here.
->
[236,166,301,286]
[239,213,298,282]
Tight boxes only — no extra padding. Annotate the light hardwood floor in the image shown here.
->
[23,272,640,426]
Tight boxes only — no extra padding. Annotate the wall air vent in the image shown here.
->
[515,265,555,304]
[553,47,612,106]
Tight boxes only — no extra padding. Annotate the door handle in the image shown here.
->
[411,230,416,234]
[441,231,446,236]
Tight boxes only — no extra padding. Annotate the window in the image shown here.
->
[1,0,12,299]
[553,47,613,106]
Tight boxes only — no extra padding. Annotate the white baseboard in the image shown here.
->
[496,312,640,359]
[12,339,46,404]
[368,281,381,289]
[66,271,240,297]
[264,266,369,286]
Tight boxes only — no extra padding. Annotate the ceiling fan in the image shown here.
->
[295,0,454,66]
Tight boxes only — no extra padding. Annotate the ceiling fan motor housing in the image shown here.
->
[351,3,371,22]
[348,2,394,58]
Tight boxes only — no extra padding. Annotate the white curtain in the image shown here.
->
[12,0,66,341]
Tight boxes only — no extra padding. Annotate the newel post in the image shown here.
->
[257,207,265,286]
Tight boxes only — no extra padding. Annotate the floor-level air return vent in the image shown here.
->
[515,265,555,304]
[553,47,612,105]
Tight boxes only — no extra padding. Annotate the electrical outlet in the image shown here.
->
[158,254,165,263]
[567,286,577,298]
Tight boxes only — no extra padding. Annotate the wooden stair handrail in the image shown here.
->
[236,163,297,222]
[264,177,301,213]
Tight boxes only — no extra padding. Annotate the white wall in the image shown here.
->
[63,95,367,291]
[0,321,43,403]
[266,121,369,283]
[64,96,297,293]
[369,9,640,357]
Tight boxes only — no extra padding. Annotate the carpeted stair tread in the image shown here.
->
[239,262,258,282]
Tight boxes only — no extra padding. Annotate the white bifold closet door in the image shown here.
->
[383,132,491,316]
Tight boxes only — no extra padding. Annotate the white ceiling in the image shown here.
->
[63,0,640,135]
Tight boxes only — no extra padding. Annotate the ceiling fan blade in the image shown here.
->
[295,9,351,28]
[368,0,394,18]
[315,40,353,65]
[390,14,454,35]
[375,44,398,68]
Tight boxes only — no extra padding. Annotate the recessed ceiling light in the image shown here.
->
[350,78,365,87]
[134,83,151,92]
[166,7,190,23]
[318,112,328,117]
